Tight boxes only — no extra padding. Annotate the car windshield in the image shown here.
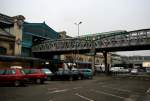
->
[23,69,38,74]
[64,70,70,73]
[42,69,52,74]
[85,70,91,72]
[21,70,25,75]
[23,69,30,74]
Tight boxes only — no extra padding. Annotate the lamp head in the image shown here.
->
[79,22,82,24]
[74,22,82,25]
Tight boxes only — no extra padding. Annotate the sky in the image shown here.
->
[0,0,150,56]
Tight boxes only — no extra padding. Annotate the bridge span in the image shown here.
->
[32,28,150,53]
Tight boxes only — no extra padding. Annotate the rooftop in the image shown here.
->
[23,22,59,39]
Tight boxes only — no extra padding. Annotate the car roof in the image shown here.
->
[10,66,23,69]
[0,68,19,70]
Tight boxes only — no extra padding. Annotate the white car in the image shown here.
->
[110,67,129,72]
[131,68,138,74]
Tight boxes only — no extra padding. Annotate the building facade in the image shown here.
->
[0,13,25,56]
[0,13,26,67]
[0,13,66,68]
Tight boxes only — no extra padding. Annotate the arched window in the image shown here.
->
[89,58,92,62]
[96,59,99,64]
[0,47,6,55]
[79,57,83,62]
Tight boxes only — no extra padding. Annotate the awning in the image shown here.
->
[0,55,45,62]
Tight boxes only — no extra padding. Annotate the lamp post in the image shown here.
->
[75,22,82,38]
[92,37,96,74]
[74,22,82,68]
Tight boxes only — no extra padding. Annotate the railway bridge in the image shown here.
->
[32,28,150,74]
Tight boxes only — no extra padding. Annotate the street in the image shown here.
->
[0,75,150,101]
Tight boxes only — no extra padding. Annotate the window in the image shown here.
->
[9,43,14,50]
[22,47,31,57]
[5,70,16,75]
[0,70,5,75]
[89,58,92,62]
[23,69,38,74]
[79,57,83,61]
[30,69,38,74]
[0,47,6,55]
[23,69,30,74]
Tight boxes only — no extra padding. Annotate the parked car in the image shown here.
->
[23,68,47,84]
[52,69,71,80]
[146,68,150,74]
[131,68,145,75]
[95,65,105,73]
[52,68,81,81]
[41,68,53,80]
[110,67,129,73]
[79,69,93,79]
[0,68,26,86]
[70,68,80,80]
[131,68,138,75]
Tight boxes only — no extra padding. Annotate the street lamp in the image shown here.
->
[74,21,82,68]
[74,22,82,38]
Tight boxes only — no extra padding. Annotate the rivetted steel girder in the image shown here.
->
[32,29,150,53]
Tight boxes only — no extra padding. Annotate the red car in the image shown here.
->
[23,68,47,84]
[0,68,26,86]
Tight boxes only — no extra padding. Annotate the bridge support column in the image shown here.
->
[92,51,96,74]
[103,51,110,75]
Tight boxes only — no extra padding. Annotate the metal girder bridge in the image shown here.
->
[32,28,150,53]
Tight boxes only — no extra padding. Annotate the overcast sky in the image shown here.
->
[0,0,150,56]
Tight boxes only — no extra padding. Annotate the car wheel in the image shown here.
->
[78,76,81,80]
[69,76,73,81]
[81,76,84,80]
[40,79,44,84]
[90,76,93,79]
[14,81,20,87]
[36,79,41,84]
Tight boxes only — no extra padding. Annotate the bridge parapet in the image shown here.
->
[32,38,93,52]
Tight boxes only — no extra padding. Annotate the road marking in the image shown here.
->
[146,88,150,93]
[75,93,94,101]
[102,85,132,93]
[49,89,68,94]
[48,88,57,91]
[91,89,133,101]
[72,87,82,90]
[98,82,105,85]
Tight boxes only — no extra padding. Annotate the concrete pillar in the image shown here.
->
[13,15,25,56]
[92,51,96,72]
[103,51,110,75]
[91,37,96,72]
